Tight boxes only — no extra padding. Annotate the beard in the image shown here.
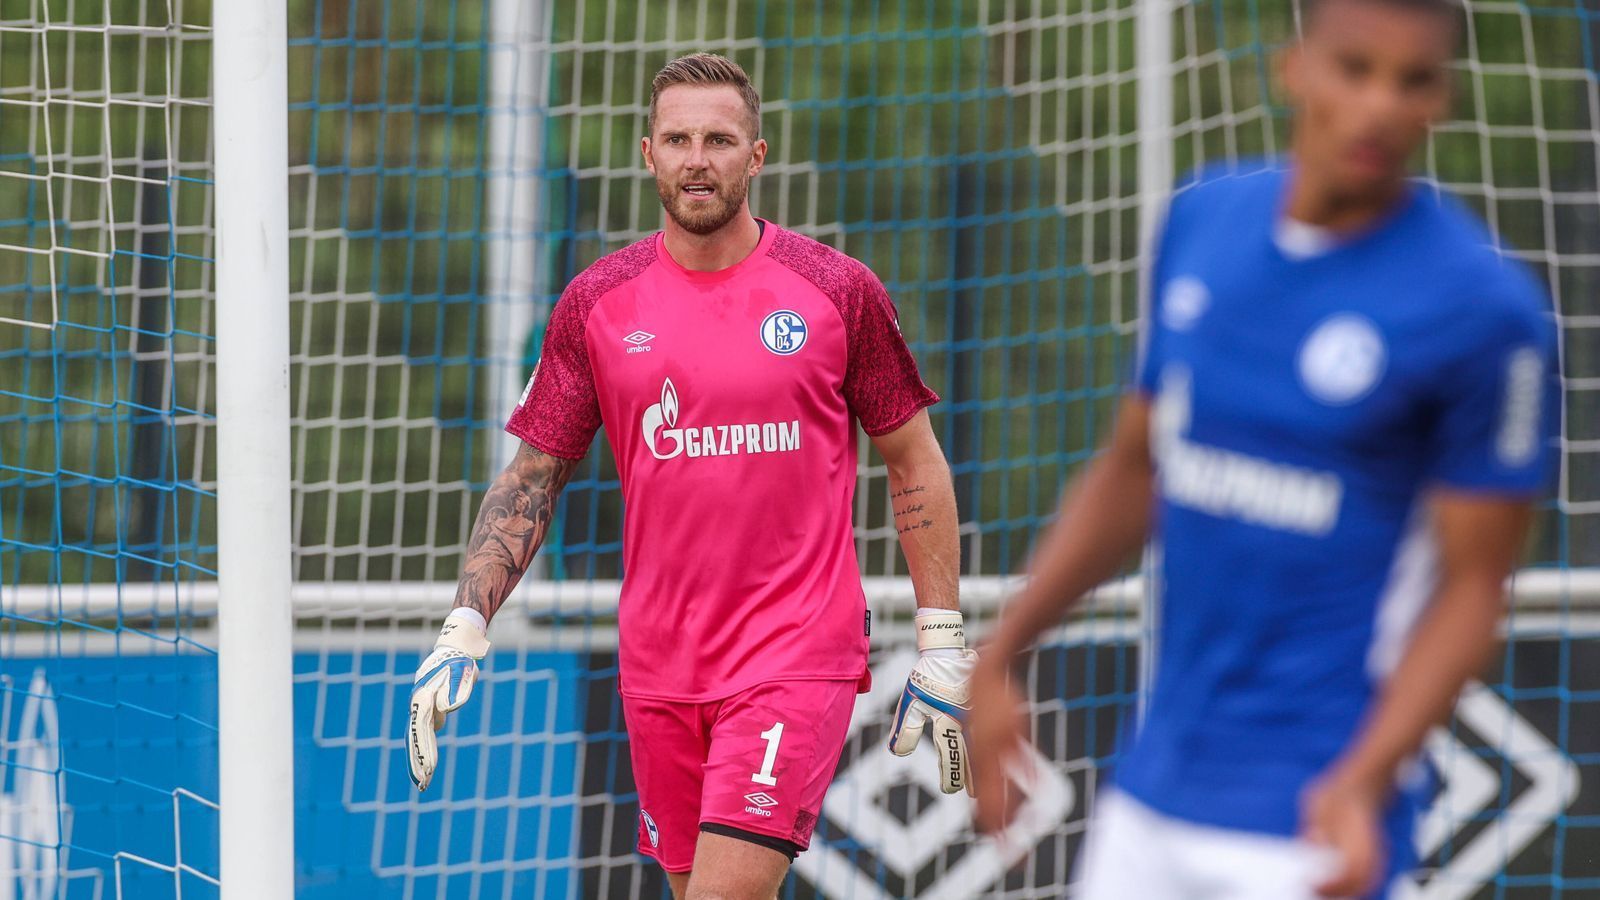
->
[655,170,750,236]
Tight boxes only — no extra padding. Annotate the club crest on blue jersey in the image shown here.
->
[1161,276,1210,332]
[1298,314,1386,405]
[760,310,808,355]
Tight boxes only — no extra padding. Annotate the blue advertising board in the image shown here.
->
[0,650,591,900]
[1,638,1592,898]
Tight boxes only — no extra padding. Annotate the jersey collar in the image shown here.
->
[653,217,779,284]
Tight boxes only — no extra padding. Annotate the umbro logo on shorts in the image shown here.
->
[744,791,778,817]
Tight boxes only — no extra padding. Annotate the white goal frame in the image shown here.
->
[214,2,294,898]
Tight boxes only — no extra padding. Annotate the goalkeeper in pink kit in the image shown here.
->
[404,53,973,899]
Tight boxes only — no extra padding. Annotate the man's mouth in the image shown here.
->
[1346,138,1393,172]
[682,183,715,197]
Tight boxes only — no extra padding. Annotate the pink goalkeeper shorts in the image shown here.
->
[623,678,859,873]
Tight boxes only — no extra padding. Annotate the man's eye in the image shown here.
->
[1402,69,1438,92]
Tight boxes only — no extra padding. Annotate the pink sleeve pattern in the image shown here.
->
[768,229,940,435]
[504,238,658,457]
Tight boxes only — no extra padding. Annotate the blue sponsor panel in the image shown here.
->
[8,639,1589,897]
[296,649,588,899]
[1,650,589,899]
[794,638,1596,899]
[0,652,220,899]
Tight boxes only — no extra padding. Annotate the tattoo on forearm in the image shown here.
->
[454,444,577,622]
[893,483,936,535]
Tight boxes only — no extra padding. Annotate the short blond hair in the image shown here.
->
[648,53,761,139]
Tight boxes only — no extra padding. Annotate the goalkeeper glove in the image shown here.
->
[407,609,491,791]
[888,609,977,796]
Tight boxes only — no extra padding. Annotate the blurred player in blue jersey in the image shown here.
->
[968,0,1559,896]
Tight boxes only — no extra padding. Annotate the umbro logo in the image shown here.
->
[623,330,655,354]
[744,791,778,817]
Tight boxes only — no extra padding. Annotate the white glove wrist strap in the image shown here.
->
[437,611,491,658]
[915,610,966,653]
[446,606,487,633]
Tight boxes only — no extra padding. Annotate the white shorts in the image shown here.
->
[1076,789,1358,900]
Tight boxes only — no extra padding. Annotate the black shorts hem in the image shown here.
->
[699,822,800,862]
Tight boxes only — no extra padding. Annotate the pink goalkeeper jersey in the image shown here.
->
[505,221,939,701]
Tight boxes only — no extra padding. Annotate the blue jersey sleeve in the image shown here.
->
[1425,279,1559,493]
[1137,192,1190,395]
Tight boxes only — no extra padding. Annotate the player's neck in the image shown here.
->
[661,210,763,272]
[1283,163,1409,235]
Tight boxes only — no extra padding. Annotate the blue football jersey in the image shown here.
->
[1118,162,1559,876]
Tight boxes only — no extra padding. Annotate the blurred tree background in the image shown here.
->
[2,0,1595,591]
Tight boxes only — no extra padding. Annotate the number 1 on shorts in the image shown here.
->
[752,722,784,786]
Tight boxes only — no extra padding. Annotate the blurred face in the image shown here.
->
[642,85,766,236]
[1284,0,1455,200]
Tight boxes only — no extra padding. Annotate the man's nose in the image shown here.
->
[1362,78,1408,125]
[685,137,710,169]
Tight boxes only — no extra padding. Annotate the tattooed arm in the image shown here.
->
[408,440,579,791]
[453,442,580,624]
[869,409,960,611]
[875,409,976,795]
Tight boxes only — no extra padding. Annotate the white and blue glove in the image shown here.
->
[888,609,977,796]
[407,609,491,791]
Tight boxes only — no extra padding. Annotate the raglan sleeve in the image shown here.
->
[841,268,940,436]
[1424,276,1559,494]
[1136,191,1189,396]
[504,286,604,459]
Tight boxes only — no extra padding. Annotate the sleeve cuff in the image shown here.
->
[504,422,590,461]
[861,392,939,437]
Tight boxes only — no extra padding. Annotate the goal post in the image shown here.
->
[1135,0,1175,726]
[483,0,552,476]
[214,1,294,897]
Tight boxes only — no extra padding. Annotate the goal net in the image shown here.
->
[1,0,218,897]
[0,1,1594,898]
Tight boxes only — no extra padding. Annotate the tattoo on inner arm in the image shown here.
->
[892,483,935,535]
[454,445,578,622]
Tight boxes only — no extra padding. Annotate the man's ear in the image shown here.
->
[1279,44,1304,106]
[748,138,767,177]
[641,136,656,176]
